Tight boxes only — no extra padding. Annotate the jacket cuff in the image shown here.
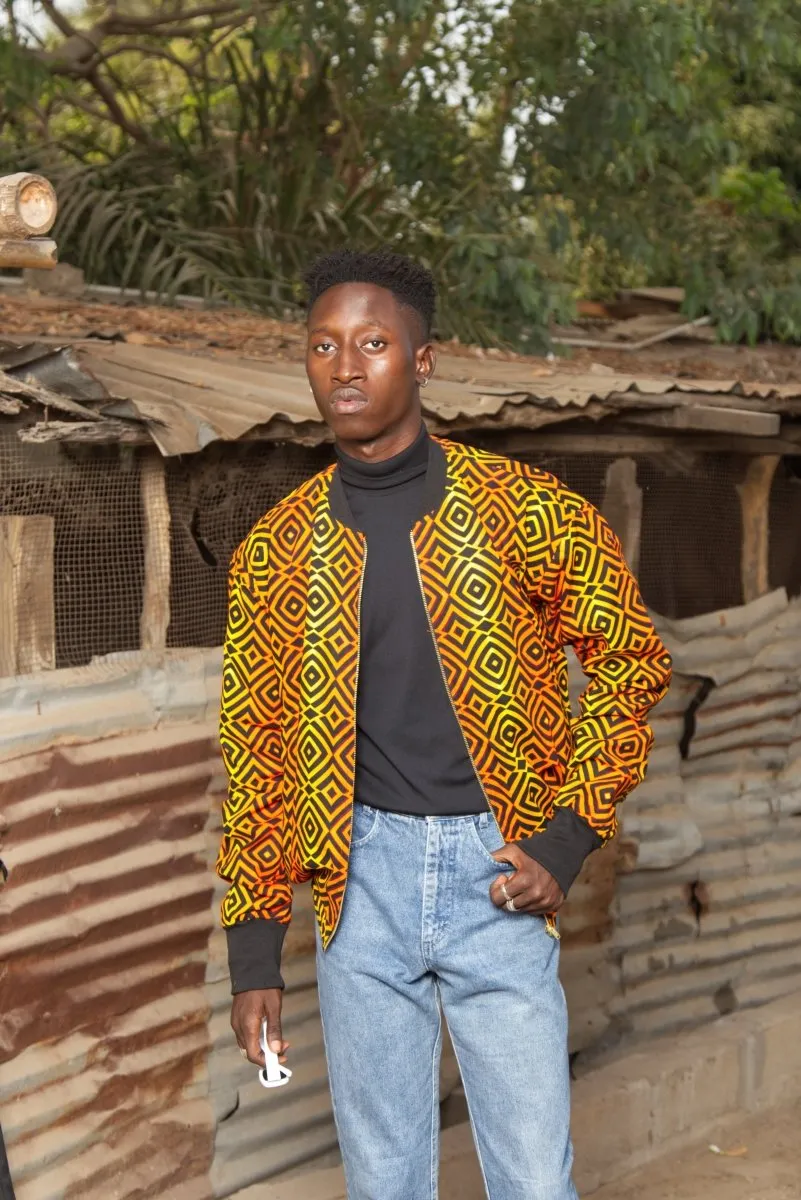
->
[226,919,287,993]
[518,806,603,897]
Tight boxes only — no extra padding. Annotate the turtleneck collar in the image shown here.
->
[336,423,429,491]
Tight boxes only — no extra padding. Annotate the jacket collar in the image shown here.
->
[327,436,449,533]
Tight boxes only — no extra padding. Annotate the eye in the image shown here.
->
[314,341,335,353]
[365,338,386,349]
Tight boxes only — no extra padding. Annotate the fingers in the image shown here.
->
[231,989,287,1068]
[488,859,565,914]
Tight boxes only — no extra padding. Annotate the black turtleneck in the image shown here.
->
[337,424,488,817]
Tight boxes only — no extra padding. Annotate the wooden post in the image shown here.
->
[737,455,780,604]
[601,457,643,574]
[0,173,57,238]
[140,453,171,652]
[0,516,56,678]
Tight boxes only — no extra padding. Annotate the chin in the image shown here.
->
[328,412,384,442]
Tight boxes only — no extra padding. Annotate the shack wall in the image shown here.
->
[0,653,221,1200]
[611,589,801,1040]
[2,593,801,1196]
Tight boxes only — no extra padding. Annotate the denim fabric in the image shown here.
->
[316,803,580,1200]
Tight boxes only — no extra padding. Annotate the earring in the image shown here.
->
[419,377,428,387]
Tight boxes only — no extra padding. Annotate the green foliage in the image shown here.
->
[4,0,801,345]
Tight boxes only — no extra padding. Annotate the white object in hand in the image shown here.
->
[259,1018,292,1089]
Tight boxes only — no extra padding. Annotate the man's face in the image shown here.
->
[306,282,435,453]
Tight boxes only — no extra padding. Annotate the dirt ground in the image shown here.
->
[588,1100,801,1200]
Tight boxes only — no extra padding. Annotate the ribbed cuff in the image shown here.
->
[226,919,287,994]
[518,807,603,897]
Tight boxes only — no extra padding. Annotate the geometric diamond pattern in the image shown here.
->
[218,439,672,948]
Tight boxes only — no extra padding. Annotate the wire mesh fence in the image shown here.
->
[1,425,800,672]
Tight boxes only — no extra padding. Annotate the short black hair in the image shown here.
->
[304,248,436,338]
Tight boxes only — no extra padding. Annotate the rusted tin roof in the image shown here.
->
[2,339,801,456]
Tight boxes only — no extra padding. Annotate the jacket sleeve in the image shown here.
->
[217,541,292,992]
[534,499,672,845]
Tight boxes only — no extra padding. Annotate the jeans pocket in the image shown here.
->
[470,814,507,865]
[349,803,381,849]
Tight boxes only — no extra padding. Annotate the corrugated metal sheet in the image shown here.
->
[610,589,801,1040]
[4,589,801,1196]
[4,339,800,456]
[0,653,221,1200]
[81,343,801,454]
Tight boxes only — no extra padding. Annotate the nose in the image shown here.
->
[332,345,364,384]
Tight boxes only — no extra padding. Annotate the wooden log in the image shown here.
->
[0,237,58,270]
[601,457,642,574]
[139,453,171,652]
[737,455,780,604]
[0,173,57,238]
[18,420,149,446]
[0,515,56,678]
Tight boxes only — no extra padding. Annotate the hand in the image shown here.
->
[231,988,288,1067]
[489,844,565,914]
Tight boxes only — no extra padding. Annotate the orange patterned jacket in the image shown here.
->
[217,438,672,948]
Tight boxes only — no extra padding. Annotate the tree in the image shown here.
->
[3,0,801,345]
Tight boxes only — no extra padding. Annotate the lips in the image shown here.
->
[329,387,368,415]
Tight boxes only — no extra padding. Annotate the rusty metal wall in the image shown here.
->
[3,591,801,1198]
[0,652,221,1200]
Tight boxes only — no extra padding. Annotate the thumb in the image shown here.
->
[264,997,283,1054]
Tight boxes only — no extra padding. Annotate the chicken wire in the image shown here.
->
[1,425,800,672]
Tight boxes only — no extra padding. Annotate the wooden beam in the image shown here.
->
[737,455,780,604]
[18,420,149,446]
[608,390,791,415]
[0,516,55,678]
[624,405,780,438]
[0,238,57,270]
[462,429,801,458]
[139,453,171,652]
[601,458,642,573]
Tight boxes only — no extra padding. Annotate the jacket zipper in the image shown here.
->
[409,532,560,942]
[329,541,367,943]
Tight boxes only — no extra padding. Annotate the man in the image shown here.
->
[218,249,672,1200]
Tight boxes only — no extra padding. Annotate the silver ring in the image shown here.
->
[505,897,516,913]
[501,881,511,903]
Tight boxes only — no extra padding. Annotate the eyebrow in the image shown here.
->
[309,320,389,335]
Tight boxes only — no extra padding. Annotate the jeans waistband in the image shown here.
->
[354,801,496,827]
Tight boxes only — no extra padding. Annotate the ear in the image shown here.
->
[415,342,437,388]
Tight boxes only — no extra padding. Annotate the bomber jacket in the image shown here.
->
[217,438,672,987]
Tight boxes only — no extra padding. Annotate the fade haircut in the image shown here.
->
[304,248,436,339]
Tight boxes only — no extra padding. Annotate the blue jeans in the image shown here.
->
[316,803,579,1200]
